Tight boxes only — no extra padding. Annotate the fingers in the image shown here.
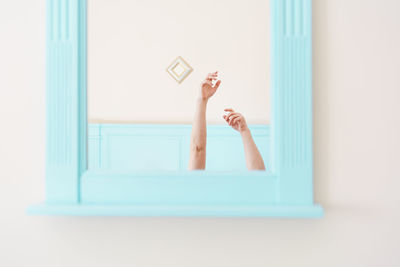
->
[223,115,242,128]
[231,116,241,126]
[223,112,241,125]
[204,72,221,89]
[206,71,219,81]
[225,112,238,121]
[207,71,218,78]
[202,79,212,85]
[223,109,243,125]
[213,80,221,89]
[223,115,231,125]
[223,108,246,129]
[227,114,241,125]
[209,71,218,76]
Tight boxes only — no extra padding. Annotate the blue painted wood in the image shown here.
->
[31,0,322,217]
[81,171,277,205]
[27,203,323,217]
[88,124,100,169]
[272,0,314,204]
[88,124,271,171]
[45,0,86,204]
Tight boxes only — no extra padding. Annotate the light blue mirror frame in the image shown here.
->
[28,0,323,217]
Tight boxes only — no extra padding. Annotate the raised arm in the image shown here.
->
[188,72,221,170]
[223,109,266,170]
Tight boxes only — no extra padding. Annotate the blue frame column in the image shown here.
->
[46,0,87,203]
[273,0,314,204]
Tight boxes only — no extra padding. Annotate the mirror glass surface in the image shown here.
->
[88,0,271,171]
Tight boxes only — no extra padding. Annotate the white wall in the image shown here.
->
[1,0,400,267]
[88,0,270,124]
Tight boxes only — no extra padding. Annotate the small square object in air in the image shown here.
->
[166,56,193,83]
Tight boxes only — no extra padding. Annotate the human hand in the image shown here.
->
[200,71,221,101]
[223,108,249,133]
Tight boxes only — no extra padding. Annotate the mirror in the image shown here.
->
[88,0,271,171]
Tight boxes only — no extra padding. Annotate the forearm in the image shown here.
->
[240,129,266,170]
[188,98,208,170]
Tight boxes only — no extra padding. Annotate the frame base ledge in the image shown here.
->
[27,203,323,217]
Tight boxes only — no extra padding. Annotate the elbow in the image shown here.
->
[188,143,206,170]
[190,137,206,154]
[190,143,205,153]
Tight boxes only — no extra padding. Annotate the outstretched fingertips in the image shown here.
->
[214,80,221,89]
[223,115,230,124]
[232,117,240,125]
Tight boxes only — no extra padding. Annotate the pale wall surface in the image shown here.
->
[87,0,270,124]
[1,1,400,267]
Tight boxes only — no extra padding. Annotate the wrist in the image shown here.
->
[240,127,251,136]
[197,97,208,104]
